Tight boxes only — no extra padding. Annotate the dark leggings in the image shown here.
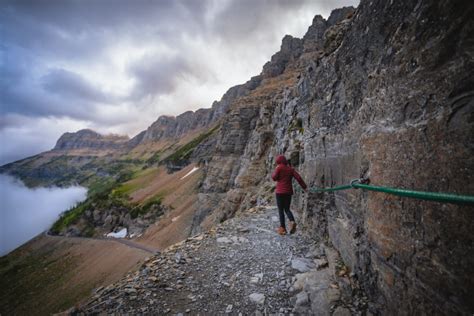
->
[276,194,295,227]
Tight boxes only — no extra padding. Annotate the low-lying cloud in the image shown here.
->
[0,175,87,256]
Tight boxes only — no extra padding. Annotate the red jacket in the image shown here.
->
[271,155,307,195]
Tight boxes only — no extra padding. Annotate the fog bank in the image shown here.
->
[0,174,87,256]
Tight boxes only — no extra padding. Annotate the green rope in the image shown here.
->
[296,180,474,205]
[308,184,352,192]
[351,183,474,205]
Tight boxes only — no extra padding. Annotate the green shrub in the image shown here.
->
[50,201,90,234]
[146,152,161,165]
[117,169,135,183]
[82,224,95,237]
[130,195,163,219]
[87,177,123,201]
[165,125,219,163]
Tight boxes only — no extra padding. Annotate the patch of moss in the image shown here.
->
[111,184,133,198]
[88,177,117,198]
[116,169,135,183]
[288,118,304,134]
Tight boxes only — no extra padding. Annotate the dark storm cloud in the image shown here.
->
[1,0,208,60]
[0,59,98,121]
[0,0,216,122]
[0,32,99,120]
[128,54,193,98]
[1,85,98,121]
[41,68,111,103]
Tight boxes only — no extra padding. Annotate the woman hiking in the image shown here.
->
[271,155,308,235]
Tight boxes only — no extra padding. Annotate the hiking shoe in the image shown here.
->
[289,221,297,234]
[277,226,287,235]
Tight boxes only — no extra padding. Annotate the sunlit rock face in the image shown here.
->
[54,129,129,150]
[192,1,474,314]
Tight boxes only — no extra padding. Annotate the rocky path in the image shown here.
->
[111,238,159,255]
[44,232,159,255]
[77,206,369,315]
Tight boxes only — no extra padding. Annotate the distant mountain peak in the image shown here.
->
[54,129,129,151]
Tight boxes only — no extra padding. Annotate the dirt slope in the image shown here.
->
[0,234,150,315]
[108,163,202,250]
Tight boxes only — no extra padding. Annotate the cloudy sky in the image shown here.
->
[0,0,358,165]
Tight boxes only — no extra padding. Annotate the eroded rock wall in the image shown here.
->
[194,1,474,314]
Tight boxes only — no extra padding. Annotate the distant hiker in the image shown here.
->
[271,155,307,235]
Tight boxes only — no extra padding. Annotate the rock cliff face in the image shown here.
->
[190,1,474,315]
[54,129,129,151]
[262,35,303,78]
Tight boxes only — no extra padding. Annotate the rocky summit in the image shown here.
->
[1,0,473,315]
[54,129,129,151]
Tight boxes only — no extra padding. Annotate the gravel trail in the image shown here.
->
[78,206,368,315]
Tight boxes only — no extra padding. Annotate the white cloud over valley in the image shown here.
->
[0,174,87,255]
